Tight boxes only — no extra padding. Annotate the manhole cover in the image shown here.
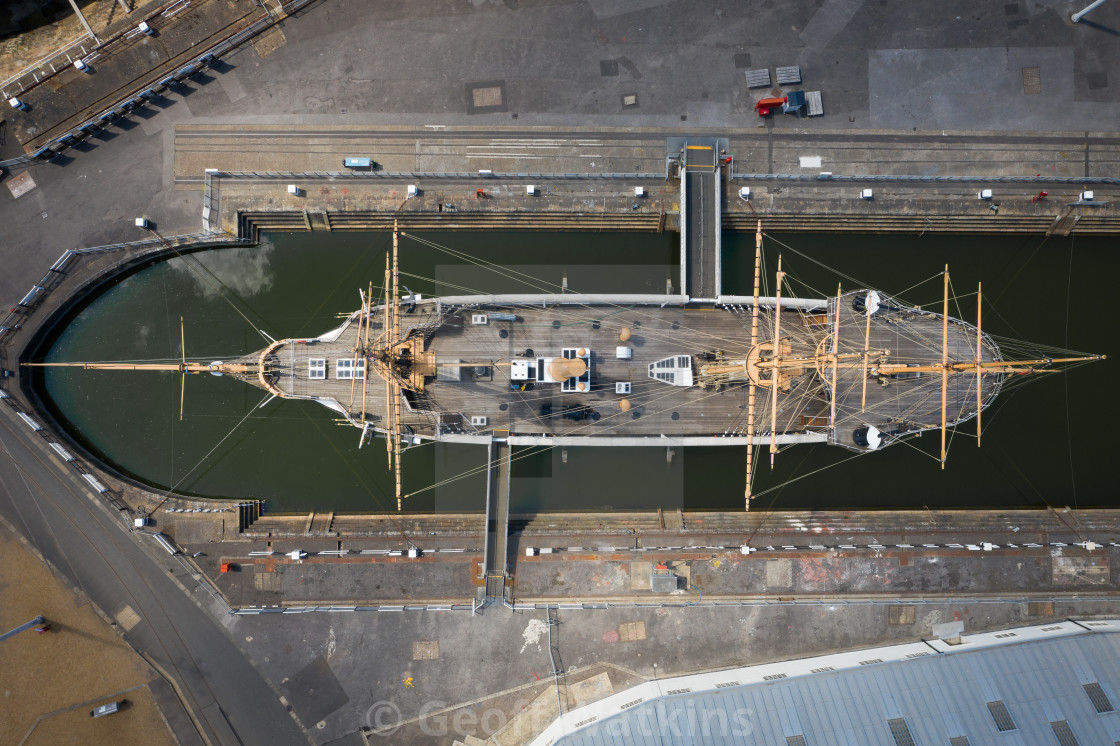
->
[1022,67,1041,95]
[412,640,439,660]
[618,621,647,641]
[6,171,36,199]
[472,86,503,108]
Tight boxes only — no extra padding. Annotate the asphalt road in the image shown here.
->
[0,399,309,746]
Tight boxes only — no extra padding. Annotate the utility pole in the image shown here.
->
[1072,0,1109,22]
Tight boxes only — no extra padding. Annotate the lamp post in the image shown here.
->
[1072,0,1109,22]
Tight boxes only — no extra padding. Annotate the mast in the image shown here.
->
[383,253,393,470]
[179,316,186,421]
[829,283,841,429]
[940,265,949,469]
[744,221,762,511]
[361,281,372,437]
[391,221,403,511]
[860,297,871,411]
[769,254,783,468]
[348,289,365,411]
[25,361,252,373]
[976,282,982,448]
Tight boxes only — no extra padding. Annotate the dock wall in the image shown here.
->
[235,209,1120,241]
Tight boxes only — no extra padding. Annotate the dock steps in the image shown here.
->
[237,210,661,241]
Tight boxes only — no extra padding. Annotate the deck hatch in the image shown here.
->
[649,355,694,387]
[309,358,326,380]
[949,738,970,746]
[335,359,365,380]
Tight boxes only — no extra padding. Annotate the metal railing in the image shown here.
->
[229,594,1120,615]
[0,0,321,171]
[732,172,1120,186]
[217,170,668,181]
[0,232,251,346]
[0,34,95,100]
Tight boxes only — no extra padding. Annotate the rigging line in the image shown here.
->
[401,269,758,354]
[894,433,944,463]
[410,379,756,497]
[162,270,176,486]
[406,289,758,359]
[152,392,271,508]
[1063,235,1078,508]
[745,444,820,544]
[990,232,1052,308]
[295,406,413,545]
[891,271,947,304]
[748,448,873,502]
[299,235,390,337]
[401,233,557,294]
[761,232,874,291]
[399,236,770,353]
[163,244,274,345]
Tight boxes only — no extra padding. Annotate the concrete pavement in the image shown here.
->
[0,397,310,746]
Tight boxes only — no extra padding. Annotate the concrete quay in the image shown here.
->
[185,126,1120,239]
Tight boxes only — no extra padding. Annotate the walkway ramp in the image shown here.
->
[677,139,725,302]
[482,435,511,601]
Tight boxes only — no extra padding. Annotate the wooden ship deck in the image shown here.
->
[238,286,1003,452]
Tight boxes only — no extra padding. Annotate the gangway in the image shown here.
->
[675,138,727,302]
[481,433,512,603]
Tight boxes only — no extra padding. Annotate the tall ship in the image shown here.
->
[31,223,1105,509]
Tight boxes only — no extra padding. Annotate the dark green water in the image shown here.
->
[35,230,1117,513]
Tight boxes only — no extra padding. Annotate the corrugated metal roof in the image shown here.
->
[548,625,1120,746]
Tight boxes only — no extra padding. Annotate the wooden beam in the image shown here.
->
[769,254,783,468]
[860,296,871,411]
[348,289,365,411]
[392,221,403,511]
[976,281,982,448]
[940,265,949,469]
[179,316,186,421]
[745,221,763,511]
[829,283,841,430]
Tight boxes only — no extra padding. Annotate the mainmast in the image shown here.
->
[769,254,783,468]
[744,221,763,511]
[940,265,949,469]
[975,282,982,448]
[391,221,403,510]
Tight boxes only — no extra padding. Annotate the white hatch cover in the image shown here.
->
[648,355,693,387]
